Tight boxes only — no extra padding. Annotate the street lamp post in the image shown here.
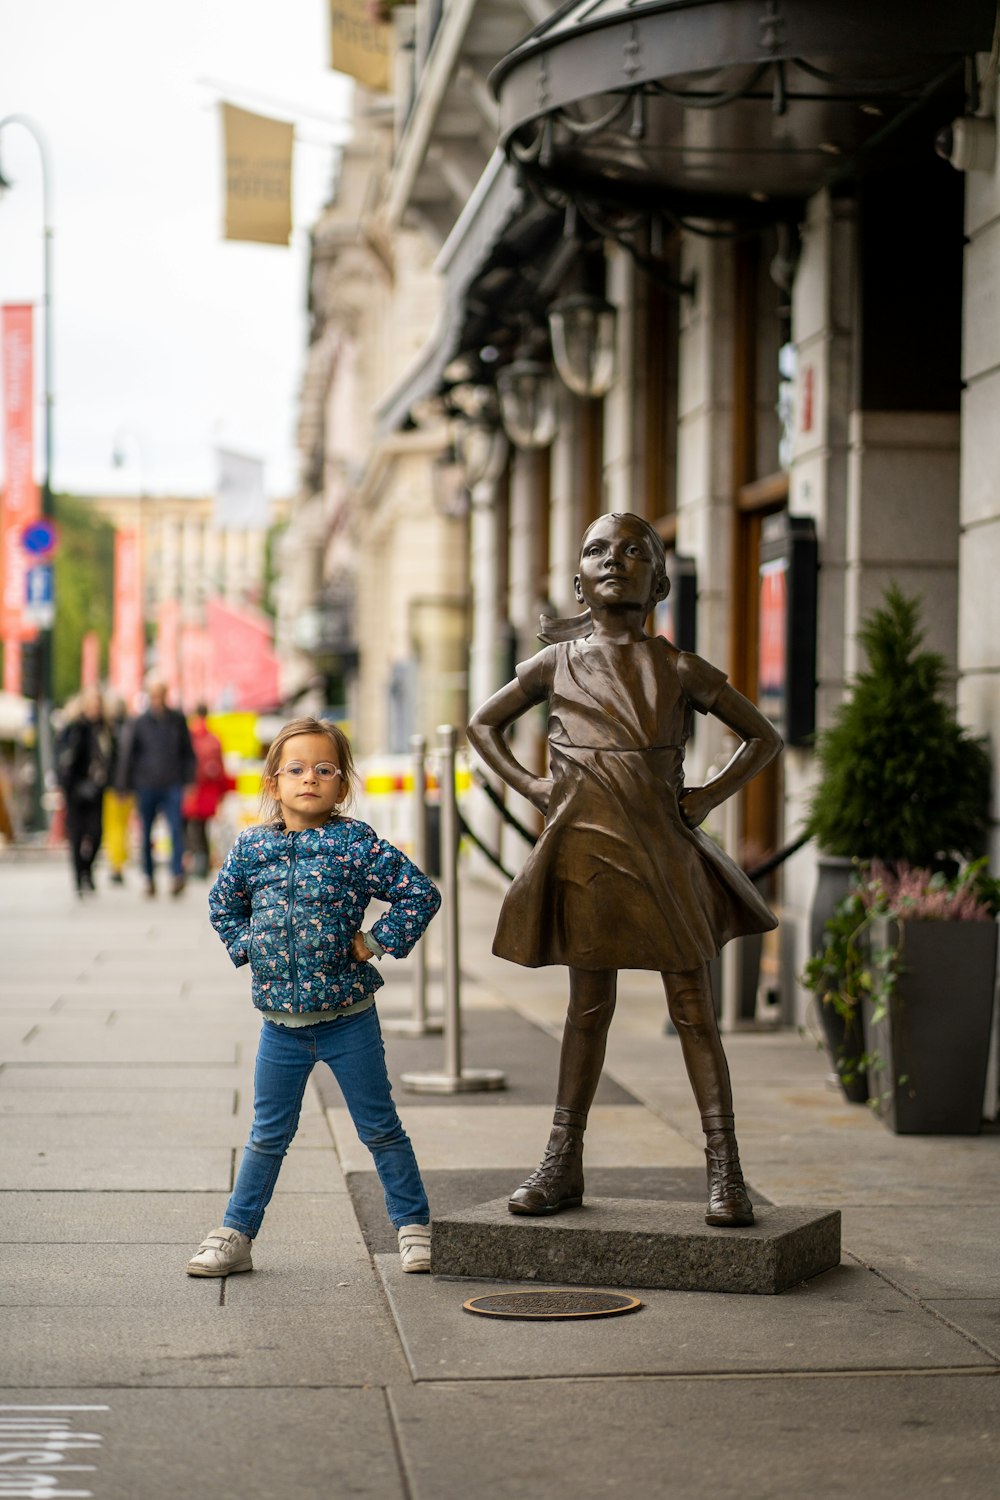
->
[0,113,56,825]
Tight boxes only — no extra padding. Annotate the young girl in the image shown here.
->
[467,513,782,1228]
[187,718,440,1277]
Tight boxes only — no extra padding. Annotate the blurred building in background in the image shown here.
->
[91,492,281,712]
[291,0,1000,1022]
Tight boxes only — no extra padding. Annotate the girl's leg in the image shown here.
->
[662,964,753,1227]
[320,1007,428,1229]
[509,968,617,1215]
[224,1021,314,1238]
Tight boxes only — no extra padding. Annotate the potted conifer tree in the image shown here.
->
[804,585,993,1102]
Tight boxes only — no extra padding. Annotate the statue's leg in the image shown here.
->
[662,964,754,1227]
[508,968,617,1216]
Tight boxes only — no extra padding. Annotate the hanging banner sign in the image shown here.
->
[81,629,101,690]
[329,0,392,91]
[1,304,41,645]
[109,528,145,707]
[222,104,294,246]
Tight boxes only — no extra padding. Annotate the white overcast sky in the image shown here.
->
[1,0,352,503]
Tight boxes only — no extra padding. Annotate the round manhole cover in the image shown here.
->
[462,1289,642,1321]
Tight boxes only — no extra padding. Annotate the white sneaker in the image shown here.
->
[397,1223,432,1273]
[186,1227,253,1277]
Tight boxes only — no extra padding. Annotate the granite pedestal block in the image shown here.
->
[431,1198,841,1295]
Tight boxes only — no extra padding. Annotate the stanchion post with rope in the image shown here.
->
[401,725,506,1095]
[382,734,443,1038]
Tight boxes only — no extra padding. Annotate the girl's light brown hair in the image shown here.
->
[258,717,357,824]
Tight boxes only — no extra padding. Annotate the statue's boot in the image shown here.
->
[508,1113,585,1215]
[703,1115,754,1228]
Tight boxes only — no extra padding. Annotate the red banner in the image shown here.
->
[1,305,41,650]
[109,529,144,708]
[156,597,181,703]
[3,640,22,695]
[206,597,281,711]
[81,630,100,690]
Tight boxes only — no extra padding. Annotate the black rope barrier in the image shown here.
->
[470,769,539,847]
[458,811,516,882]
[744,830,810,883]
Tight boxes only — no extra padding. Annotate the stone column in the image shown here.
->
[782,189,858,1021]
[959,80,1000,874]
[674,233,736,791]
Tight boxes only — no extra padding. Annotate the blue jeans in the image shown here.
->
[137,784,185,879]
[224,1006,428,1238]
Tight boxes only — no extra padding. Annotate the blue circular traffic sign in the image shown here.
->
[20,519,60,559]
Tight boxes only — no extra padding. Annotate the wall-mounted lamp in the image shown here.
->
[547,293,617,398]
[448,383,497,420]
[496,357,558,450]
[430,446,469,519]
[457,418,508,489]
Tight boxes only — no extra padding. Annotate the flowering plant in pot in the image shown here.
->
[803,586,992,1099]
[804,860,999,1131]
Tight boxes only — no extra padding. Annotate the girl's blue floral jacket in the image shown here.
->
[209,817,441,1015]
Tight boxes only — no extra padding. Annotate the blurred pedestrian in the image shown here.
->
[0,761,15,845]
[183,704,234,877]
[102,695,134,885]
[116,679,195,897]
[55,690,115,897]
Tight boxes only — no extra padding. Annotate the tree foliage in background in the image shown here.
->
[806,585,992,866]
[52,494,116,705]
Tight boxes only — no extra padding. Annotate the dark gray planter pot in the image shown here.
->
[809,854,856,954]
[862,918,998,1135]
[809,854,868,1103]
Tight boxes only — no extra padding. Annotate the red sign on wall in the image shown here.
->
[758,557,788,723]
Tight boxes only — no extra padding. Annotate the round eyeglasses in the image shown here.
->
[276,762,342,780]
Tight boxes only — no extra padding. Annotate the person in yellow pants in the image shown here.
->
[103,696,133,885]
[102,786,133,885]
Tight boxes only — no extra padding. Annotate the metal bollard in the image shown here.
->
[381,735,443,1038]
[401,725,506,1094]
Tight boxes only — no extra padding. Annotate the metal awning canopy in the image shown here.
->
[490,0,997,209]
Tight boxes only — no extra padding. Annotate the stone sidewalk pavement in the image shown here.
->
[1,851,998,1500]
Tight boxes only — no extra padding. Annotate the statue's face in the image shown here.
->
[574,514,663,613]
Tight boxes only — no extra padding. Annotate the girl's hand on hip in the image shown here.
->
[352,932,374,962]
[678,786,714,829]
[527,778,554,816]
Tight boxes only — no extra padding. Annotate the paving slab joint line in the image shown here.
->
[408,1365,1000,1388]
[846,1253,1000,1365]
[382,1387,417,1500]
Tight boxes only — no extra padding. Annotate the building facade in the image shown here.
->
[299,0,1000,1030]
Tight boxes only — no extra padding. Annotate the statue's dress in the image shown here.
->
[492,636,777,973]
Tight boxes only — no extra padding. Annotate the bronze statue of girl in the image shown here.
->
[468,512,782,1227]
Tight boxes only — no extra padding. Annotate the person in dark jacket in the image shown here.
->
[116,680,195,897]
[56,690,115,896]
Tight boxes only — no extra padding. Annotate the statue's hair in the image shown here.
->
[538,513,670,645]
